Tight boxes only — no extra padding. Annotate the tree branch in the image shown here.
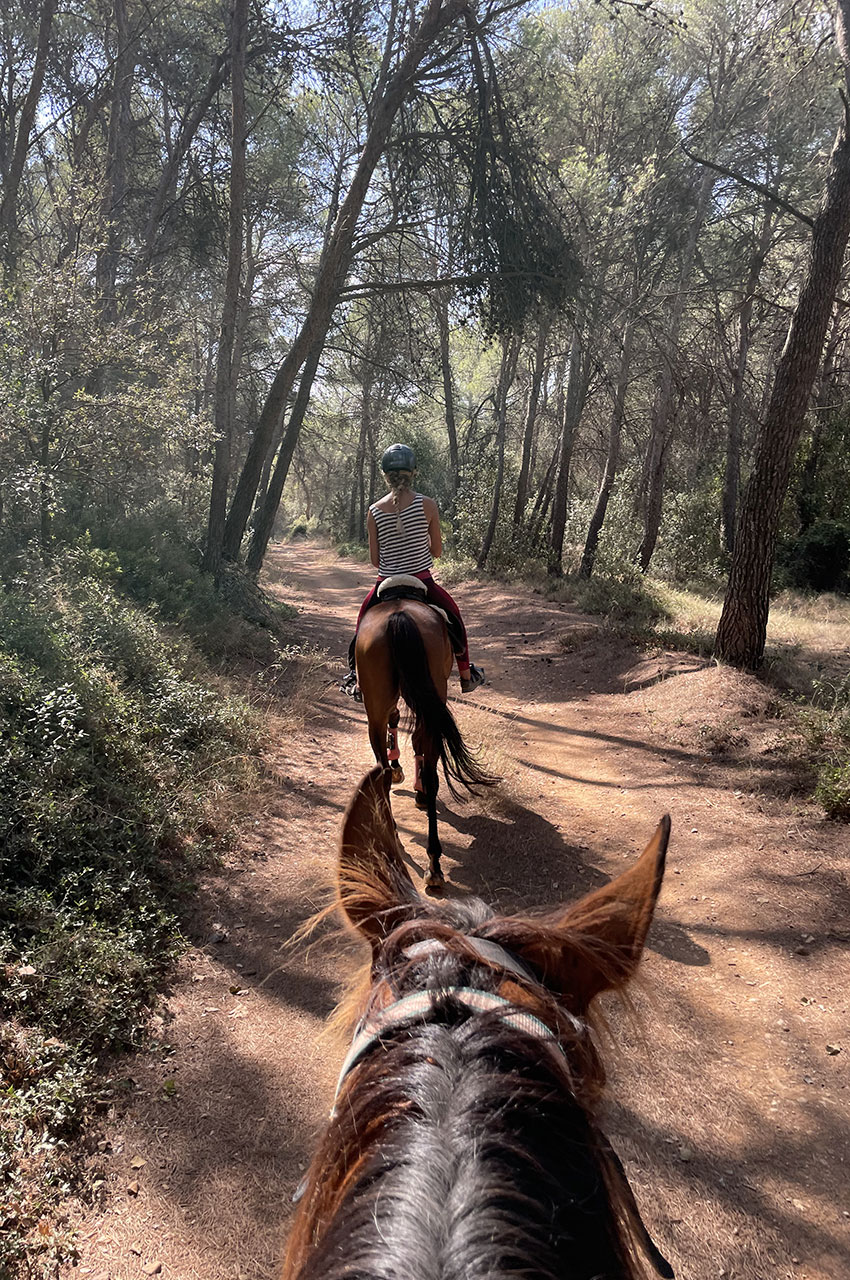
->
[680,143,814,228]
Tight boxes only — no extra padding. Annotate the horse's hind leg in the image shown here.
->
[421,759,444,893]
[387,707,404,786]
[368,719,389,769]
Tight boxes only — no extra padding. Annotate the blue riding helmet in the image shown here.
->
[380,443,416,473]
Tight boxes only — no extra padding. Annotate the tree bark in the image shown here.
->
[579,308,637,579]
[0,0,58,277]
[513,313,550,526]
[478,336,520,570]
[221,0,469,563]
[434,289,459,497]
[548,323,587,574]
[635,154,716,571]
[204,0,248,574]
[715,6,850,667]
[96,0,134,322]
[721,208,775,554]
[137,54,229,273]
[244,336,325,574]
[797,308,841,529]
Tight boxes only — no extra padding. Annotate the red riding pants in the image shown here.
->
[356,570,470,668]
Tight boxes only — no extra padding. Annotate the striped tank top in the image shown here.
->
[371,493,433,576]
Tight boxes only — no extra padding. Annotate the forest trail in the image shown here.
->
[69,542,849,1280]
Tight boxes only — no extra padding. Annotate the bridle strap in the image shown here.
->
[333,985,563,1105]
[404,934,539,986]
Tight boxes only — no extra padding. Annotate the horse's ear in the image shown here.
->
[504,816,670,1013]
[339,767,420,948]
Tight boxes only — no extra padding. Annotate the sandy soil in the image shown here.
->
[67,542,849,1280]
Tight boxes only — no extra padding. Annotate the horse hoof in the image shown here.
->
[424,873,446,895]
[390,766,405,786]
[414,791,428,811]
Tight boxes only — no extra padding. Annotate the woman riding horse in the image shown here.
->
[341,443,485,699]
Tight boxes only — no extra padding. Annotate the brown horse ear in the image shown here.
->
[339,767,420,948]
[503,816,670,1013]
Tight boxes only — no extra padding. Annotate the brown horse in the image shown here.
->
[283,767,674,1280]
[355,595,493,891]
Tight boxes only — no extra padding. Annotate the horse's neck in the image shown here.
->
[290,1019,635,1280]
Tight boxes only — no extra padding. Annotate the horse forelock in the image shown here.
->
[285,906,651,1280]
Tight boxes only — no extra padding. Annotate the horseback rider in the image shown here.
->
[341,443,486,698]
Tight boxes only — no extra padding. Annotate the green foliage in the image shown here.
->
[88,515,296,658]
[654,485,725,585]
[814,761,850,820]
[0,264,212,554]
[0,1026,93,1276]
[775,674,850,820]
[566,565,670,630]
[776,520,850,593]
[0,549,260,1275]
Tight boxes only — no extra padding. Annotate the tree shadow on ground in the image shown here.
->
[392,787,710,968]
[604,979,850,1280]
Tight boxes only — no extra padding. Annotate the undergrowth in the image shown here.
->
[792,675,850,819]
[0,546,261,1277]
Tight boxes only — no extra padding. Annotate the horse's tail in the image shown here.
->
[385,609,495,797]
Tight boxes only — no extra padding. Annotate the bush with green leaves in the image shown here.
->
[776,520,850,594]
[0,549,259,1277]
[654,484,725,586]
[794,675,850,821]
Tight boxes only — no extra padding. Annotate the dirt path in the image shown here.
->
[70,542,849,1280]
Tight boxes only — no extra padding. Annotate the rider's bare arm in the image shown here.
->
[367,510,380,568]
[424,496,442,558]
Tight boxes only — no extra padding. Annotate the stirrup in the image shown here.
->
[340,671,362,703]
[460,663,485,694]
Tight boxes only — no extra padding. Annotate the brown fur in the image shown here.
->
[282,769,673,1280]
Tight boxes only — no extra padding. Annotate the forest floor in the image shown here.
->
[67,541,849,1280]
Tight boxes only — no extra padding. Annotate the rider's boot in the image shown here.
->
[459,663,486,694]
[340,635,362,701]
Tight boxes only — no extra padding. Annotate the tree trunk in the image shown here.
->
[513,313,550,526]
[797,308,841,529]
[0,0,58,277]
[715,9,850,667]
[477,336,519,570]
[528,437,559,542]
[221,0,469,563]
[96,0,134,322]
[349,376,373,540]
[204,0,248,574]
[434,290,459,498]
[244,336,325,574]
[721,208,775,554]
[548,323,586,574]
[579,309,637,579]
[137,54,229,272]
[635,159,715,572]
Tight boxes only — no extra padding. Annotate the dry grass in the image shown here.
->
[651,582,850,688]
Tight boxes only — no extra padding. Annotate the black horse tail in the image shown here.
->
[385,610,496,798]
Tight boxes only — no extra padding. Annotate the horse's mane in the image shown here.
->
[284,895,657,1280]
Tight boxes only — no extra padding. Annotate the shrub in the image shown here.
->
[560,565,670,631]
[790,675,850,821]
[777,520,850,593]
[0,549,260,1276]
[815,761,850,819]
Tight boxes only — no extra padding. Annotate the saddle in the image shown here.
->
[376,574,429,603]
[376,575,465,657]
